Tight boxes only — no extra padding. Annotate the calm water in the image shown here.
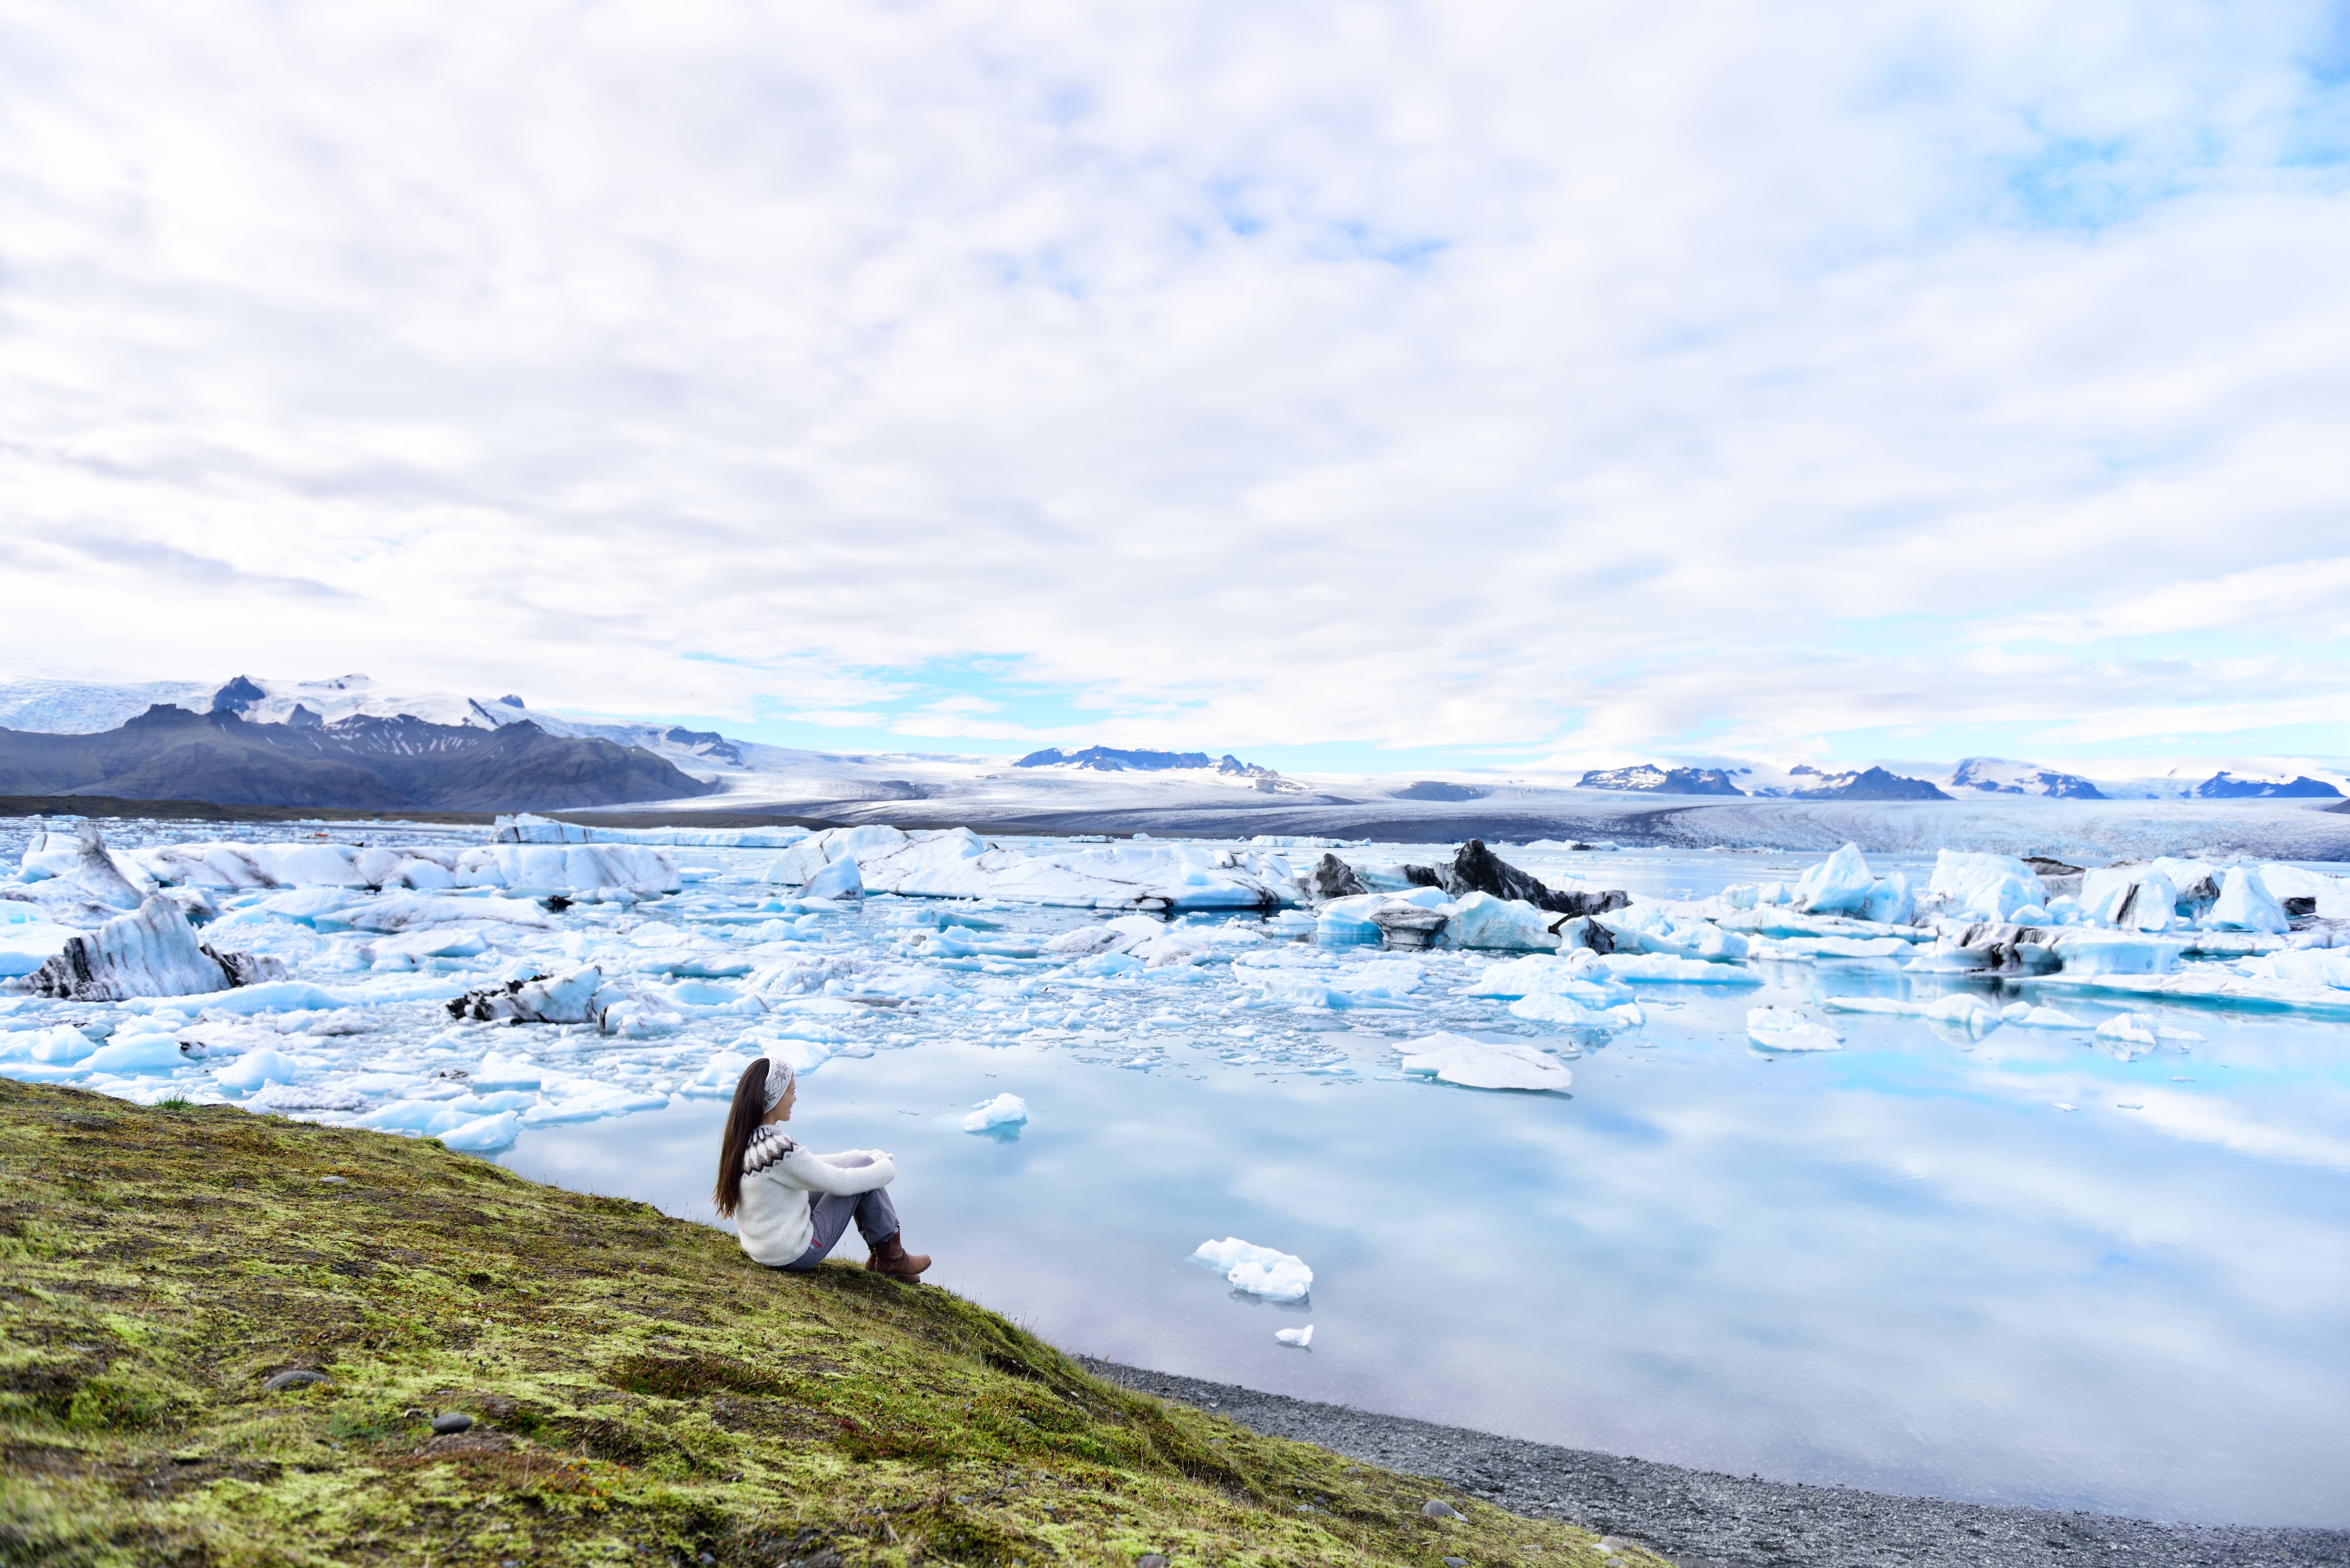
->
[496,849,2350,1527]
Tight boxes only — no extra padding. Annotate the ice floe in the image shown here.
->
[1747,1006,1844,1052]
[1396,1031,1574,1090]
[1275,1325,1314,1347]
[1192,1237,1313,1300]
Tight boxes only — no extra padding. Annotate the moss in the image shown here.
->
[0,1079,1658,1567]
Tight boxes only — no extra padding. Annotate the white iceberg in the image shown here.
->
[1397,1031,1573,1090]
[766,826,1296,910]
[1445,892,1558,951]
[1793,843,1875,915]
[2205,866,2287,934]
[1928,851,2042,923]
[1192,1237,1314,1300]
[1275,1325,1314,1347]
[961,1092,1029,1132]
[801,855,865,901]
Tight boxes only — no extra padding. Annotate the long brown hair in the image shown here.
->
[712,1058,773,1218]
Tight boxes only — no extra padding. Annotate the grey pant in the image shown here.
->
[780,1185,900,1272]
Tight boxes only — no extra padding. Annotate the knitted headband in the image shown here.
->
[761,1058,796,1113]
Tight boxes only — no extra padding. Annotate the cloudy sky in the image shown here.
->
[2,1,2347,771]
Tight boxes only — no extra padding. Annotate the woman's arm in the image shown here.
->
[779,1146,895,1195]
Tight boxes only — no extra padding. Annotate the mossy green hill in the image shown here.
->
[0,1080,1647,1568]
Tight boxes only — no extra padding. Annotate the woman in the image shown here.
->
[712,1057,931,1283]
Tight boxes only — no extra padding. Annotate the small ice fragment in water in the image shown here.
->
[1746,1006,1842,1052]
[2053,1103,2076,1112]
[1396,1032,1572,1091]
[1275,1324,1313,1347]
[961,1093,1028,1132]
[1191,1237,1312,1300]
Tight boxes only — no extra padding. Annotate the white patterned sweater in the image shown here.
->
[732,1128,897,1265]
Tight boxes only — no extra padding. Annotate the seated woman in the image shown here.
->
[712,1057,930,1283]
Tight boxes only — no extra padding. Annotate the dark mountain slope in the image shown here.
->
[0,705,718,810]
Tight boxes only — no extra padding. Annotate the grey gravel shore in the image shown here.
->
[1080,1359,2349,1568]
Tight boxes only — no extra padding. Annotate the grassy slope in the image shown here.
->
[0,1081,1651,1568]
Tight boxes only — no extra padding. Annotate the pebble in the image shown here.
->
[1445,1558,1468,1566]
[318,1175,349,1184]
[1423,1499,1464,1519]
[430,1412,474,1434]
[262,1369,330,1392]
[1135,1556,1169,1568]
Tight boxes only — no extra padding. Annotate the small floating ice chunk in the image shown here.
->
[438,1110,522,1152]
[2094,1012,2160,1049]
[1275,1325,1314,1347]
[1192,1237,1313,1300]
[961,1093,1029,1132]
[1747,1006,1842,1052]
[215,1047,301,1090]
[1397,1032,1573,1090]
[2010,1005,2091,1029]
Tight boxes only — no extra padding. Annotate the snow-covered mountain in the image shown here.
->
[5,675,2347,834]
[1944,757,2106,799]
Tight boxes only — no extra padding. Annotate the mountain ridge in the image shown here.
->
[0,706,718,811]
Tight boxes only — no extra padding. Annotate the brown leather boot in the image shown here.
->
[865,1232,930,1282]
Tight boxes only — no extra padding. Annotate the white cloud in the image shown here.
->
[0,1,2346,757]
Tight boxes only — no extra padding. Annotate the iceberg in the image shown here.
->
[1926,851,2042,923]
[801,855,864,901]
[1275,1325,1314,1348]
[1191,1237,1313,1300]
[1445,892,1558,951]
[961,1093,1029,1132]
[767,826,1297,910]
[2205,867,2287,935]
[1397,1031,1574,1090]
[493,813,809,849]
[12,897,285,1001]
[444,966,605,1025]
[1793,843,1875,915]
